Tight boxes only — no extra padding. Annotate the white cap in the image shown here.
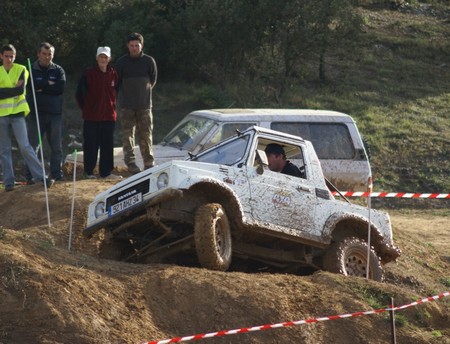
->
[96,46,111,57]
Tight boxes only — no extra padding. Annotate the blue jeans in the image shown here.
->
[0,115,45,187]
[28,112,64,179]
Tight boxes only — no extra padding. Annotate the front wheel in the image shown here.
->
[323,237,383,281]
[194,203,232,271]
[99,237,133,261]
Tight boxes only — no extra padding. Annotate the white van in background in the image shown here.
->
[66,109,371,191]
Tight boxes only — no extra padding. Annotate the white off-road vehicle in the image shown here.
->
[84,126,399,280]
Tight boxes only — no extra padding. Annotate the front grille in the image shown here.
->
[106,179,150,208]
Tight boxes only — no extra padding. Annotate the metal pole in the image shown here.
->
[366,177,373,281]
[27,58,51,228]
[68,150,77,251]
[390,297,397,344]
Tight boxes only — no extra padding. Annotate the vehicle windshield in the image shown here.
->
[192,134,251,166]
[159,116,217,151]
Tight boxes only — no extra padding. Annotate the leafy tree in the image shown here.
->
[142,0,363,103]
[0,0,118,73]
[102,0,164,68]
[1,0,362,99]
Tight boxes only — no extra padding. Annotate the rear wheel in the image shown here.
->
[194,203,232,271]
[323,237,383,281]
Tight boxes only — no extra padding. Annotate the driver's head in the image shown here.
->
[265,143,286,172]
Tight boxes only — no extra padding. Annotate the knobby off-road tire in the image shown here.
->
[323,237,383,281]
[194,203,232,271]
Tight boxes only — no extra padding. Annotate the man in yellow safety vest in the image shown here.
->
[0,44,54,192]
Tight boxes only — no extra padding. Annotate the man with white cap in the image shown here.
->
[75,46,122,180]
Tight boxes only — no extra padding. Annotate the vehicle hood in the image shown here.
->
[153,144,188,162]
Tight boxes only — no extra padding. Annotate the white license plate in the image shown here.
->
[109,193,143,216]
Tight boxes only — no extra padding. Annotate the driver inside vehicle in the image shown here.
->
[264,143,305,178]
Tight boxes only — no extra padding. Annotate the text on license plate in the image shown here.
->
[109,193,142,216]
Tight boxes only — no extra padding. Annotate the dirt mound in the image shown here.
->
[0,180,449,343]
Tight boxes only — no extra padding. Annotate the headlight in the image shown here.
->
[94,201,105,218]
[157,172,169,189]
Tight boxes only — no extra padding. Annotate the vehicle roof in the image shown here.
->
[188,109,355,123]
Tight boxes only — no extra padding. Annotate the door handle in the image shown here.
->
[297,185,312,193]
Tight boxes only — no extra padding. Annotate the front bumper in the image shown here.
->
[83,188,183,238]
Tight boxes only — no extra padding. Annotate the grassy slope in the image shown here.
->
[63,5,449,194]
[285,6,450,193]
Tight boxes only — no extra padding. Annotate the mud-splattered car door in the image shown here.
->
[248,169,316,232]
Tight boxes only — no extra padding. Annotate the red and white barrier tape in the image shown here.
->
[141,291,450,344]
[333,192,450,198]
[2,180,447,199]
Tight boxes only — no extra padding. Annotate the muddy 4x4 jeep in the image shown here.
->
[84,126,399,281]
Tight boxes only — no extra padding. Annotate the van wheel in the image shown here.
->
[194,203,232,271]
[323,237,383,281]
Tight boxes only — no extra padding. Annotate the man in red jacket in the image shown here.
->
[75,47,122,180]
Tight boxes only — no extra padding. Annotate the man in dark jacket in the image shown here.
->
[27,42,66,181]
[115,32,157,174]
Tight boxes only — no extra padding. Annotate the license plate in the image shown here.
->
[109,193,142,216]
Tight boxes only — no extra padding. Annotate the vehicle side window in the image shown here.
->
[256,139,306,179]
[207,122,256,148]
[272,122,355,159]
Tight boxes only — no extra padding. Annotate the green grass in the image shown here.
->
[431,330,443,338]
[439,277,450,288]
[353,285,394,309]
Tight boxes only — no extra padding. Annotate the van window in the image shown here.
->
[160,117,216,151]
[207,122,256,148]
[271,122,355,159]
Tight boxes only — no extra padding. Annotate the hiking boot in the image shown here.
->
[5,184,14,192]
[144,159,155,170]
[127,163,141,174]
[84,174,97,180]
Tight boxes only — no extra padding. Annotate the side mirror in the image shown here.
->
[255,149,268,175]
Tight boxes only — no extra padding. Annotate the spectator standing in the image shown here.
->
[0,44,53,192]
[115,32,157,174]
[75,46,121,180]
[27,42,66,181]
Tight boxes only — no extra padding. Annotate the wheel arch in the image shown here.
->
[185,180,245,230]
[323,212,385,255]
